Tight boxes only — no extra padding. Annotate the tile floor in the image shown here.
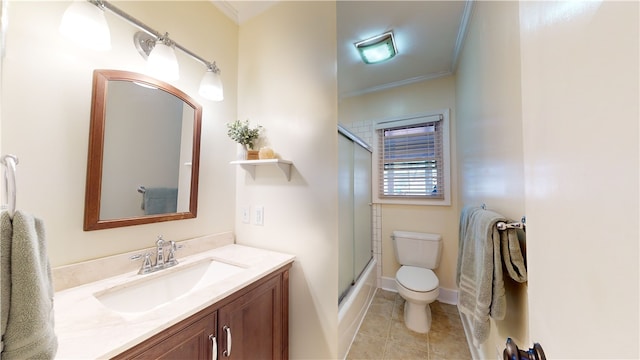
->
[346,289,472,360]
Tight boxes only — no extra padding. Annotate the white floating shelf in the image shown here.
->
[230,159,293,181]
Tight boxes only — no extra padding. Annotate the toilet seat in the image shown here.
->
[396,266,439,292]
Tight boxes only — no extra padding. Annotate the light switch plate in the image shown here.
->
[241,207,250,224]
[254,206,264,226]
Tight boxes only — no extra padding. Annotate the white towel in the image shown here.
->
[1,210,58,359]
[456,206,507,345]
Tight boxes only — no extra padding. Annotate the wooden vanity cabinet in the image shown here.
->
[218,272,285,359]
[120,310,217,360]
[112,264,291,360]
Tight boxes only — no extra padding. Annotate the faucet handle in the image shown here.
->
[166,240,179,267]
[156,235,165,247]
[137,253,153,274]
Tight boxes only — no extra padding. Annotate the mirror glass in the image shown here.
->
[84,69,202,230]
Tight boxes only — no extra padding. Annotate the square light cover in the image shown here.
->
[355,31,397,64]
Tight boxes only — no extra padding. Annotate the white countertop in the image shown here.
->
[54,244,295,359]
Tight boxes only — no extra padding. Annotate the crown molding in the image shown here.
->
[211,1,279,25]
[451,0,474,73]
[339,71,453,100]
[211,1,239,24]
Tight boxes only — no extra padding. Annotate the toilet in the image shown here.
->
[392,230,442,333]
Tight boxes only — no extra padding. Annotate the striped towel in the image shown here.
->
[457,206,525,345]
[1,210,58,359]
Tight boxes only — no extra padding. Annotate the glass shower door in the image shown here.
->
[338,128,372,303]
[338,134,355,300]
[353,141,372,282]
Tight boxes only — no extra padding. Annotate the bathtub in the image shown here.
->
[338,258,377,359]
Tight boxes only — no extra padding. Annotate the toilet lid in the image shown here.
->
[396,266,439,292]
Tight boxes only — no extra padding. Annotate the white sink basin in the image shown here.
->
[94,259,245,315]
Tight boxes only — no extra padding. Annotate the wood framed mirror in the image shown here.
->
[84,69,202,230]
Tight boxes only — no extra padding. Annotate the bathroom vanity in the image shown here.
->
[113,264,289,359]
[53,236,295,359]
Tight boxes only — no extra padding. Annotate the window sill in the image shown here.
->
[374,198,451,206]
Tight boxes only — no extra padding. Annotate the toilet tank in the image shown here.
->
[392,231,442,269]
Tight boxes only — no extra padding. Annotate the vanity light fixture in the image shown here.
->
[198,64,224,101]
[134,31,223,100]
[354,31,398,64]
[145,33,180,82]
[59,0,224,101]
[59,0,111,51]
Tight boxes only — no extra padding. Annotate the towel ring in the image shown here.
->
[1,154,19,218]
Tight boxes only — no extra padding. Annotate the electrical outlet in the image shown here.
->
[254,206,264,226]
[241,207,250,224]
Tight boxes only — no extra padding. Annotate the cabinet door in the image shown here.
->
[218,275,284,359]
[114,311,216,360]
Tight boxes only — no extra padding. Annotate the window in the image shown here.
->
[374,111,450,205]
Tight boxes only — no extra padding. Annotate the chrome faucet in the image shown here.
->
[134,235,181,275]
[155,236,166,269]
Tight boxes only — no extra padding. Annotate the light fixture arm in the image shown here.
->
[91,0,220,74]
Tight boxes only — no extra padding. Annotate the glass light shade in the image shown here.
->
[198,70,224,101]
[147,42,179,81]
[59,1,111,51]
[360,43,395,63]
[355,31,397,64]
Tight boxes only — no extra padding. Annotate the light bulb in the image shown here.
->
[147,41,179,81]
[59,1,111,51]
[198,69,224,101]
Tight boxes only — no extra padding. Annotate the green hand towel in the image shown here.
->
[457,206,506,345]
[1,210,57,359]
[457,206,528,346]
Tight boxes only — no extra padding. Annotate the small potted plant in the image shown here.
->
[226,119,263,160]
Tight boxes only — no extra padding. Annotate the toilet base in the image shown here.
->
[403,301,432,334]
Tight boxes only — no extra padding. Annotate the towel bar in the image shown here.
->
[137,185,146,194]
[496,217,526,231]
[481,204,526,231]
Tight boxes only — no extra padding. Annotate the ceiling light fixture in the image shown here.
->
[354,31,398,64]
[59,0,224,101]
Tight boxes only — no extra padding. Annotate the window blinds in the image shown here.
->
[377,118,444,199]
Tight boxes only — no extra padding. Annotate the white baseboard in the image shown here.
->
[380,276,458,305]
[459,311,482,360]
[380,276,397,292]
[438,287,458,305]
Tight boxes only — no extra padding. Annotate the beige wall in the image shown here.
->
[1,1,238,267]
[457,1,640,359]
[0,0,4,160]
[339,75,460,292]
[236,2,339,359]
[519,1,639,358]
[455,1,528,357]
